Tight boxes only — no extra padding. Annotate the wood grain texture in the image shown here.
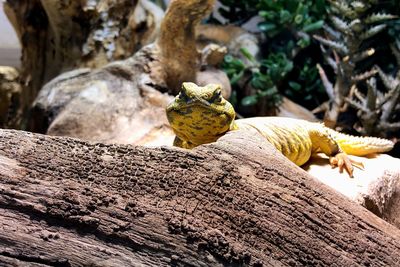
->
[0,129,399,266]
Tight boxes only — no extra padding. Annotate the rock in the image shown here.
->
[277,97,318,121]
[196,24,260,64]
[196,68,232,99]
[33,46,174,146]
[0,66,22,128]
[200,43,227,67]
[305,153,400,228]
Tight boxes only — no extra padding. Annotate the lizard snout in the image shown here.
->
[193,97,211,107]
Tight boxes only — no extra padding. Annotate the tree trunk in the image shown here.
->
[3,0,163,129]
[0,129,399,266]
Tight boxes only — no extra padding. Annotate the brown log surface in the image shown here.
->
[0,129,400,266]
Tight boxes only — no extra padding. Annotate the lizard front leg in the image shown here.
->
[309,128,363,177]
[328,153,364,177]
[173,136,196,149]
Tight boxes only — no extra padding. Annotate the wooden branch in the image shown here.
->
[317,63,334,101]
[0,129,400,266]
[158,0,215,93]
[3,0,164,129]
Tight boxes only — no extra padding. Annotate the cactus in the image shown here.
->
[346,41,400,137]
[314,0,397,129]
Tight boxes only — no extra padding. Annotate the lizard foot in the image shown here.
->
[329,152,364,178]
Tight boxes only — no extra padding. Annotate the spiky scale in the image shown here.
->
[235,117,394,164]
[365,13,397,24]
[361,24,386,40]
[325,129,393,156]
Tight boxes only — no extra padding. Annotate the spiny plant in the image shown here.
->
[314,0,397,128]
[346,41,400,137]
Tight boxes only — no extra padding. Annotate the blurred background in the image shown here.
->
[0,2,20,67]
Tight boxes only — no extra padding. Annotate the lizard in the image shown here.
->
[166,82,395,177]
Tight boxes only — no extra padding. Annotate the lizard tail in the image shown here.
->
[327,129,394,156]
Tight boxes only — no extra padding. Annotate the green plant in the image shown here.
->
[346,42,400,137]
[222,49,284,109]
[315,0,397,128]
[257,0,325,42]
[217,0,328,115]
[284,58,326,107]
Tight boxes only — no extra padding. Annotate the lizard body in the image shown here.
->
[234,117,393,166]
[166,82,394,176]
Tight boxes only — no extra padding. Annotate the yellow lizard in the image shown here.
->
[166,82,394,177]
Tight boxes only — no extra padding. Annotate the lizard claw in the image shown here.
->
[329,152,364,178]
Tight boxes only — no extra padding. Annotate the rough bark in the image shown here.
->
[3,0,163,129]
[0,129,400,267]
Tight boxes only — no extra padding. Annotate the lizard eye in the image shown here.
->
[178,90,188,101]
[210,90,223,103]
[215,90,222,101]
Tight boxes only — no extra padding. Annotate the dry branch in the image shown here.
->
[0,129,400,266]
[3,0,163,129]
[158,0,215,93]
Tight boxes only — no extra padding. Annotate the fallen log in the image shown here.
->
[0,129,399,266]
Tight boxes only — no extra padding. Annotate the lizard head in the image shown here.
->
[166,82,236,147]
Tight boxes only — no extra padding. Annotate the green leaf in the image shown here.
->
[224,54,233,63]
[259,10,275,20]
[297,37,310,48]
[240,47,255,62]
[251,71,273,89]
[225,68,238,76]
[279,10,292,24]
[258,86,278,97]
[241,95,258,106]
[294,14,303,24]
[295,3,307,17]
[230,58,246,69]
[258,22,277,32]
[230,70,244,85]
[302,20,324,32]
[283,61,294,73]
[251,78,265,89]
[286,0,299,13]
[289,81,302,91]
[228,90,237,106]
[223,55,245,70]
